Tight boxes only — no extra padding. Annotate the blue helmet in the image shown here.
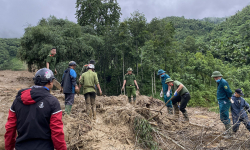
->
[157,69,166,75]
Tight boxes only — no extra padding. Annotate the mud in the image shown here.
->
[0,70,250,150]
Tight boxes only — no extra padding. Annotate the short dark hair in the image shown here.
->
[51,48,56,50]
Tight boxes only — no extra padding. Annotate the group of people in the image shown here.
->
[4,48,250,150]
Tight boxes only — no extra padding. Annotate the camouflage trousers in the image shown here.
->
[126,86,136,102]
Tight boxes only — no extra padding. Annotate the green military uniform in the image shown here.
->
[46,54,56,73]
[81,64,89,74]
[80,70,99,119]
[172,81,189,96]
[79,70,99,94]
[124,73,136,102]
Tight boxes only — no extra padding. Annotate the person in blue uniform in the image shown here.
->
[211,71,233,136]
[231,89,250,133]
[157,69,173,114]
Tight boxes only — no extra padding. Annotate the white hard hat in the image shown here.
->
[88,64,95,69]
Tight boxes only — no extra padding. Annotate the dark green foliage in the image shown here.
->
[134,117,159,150]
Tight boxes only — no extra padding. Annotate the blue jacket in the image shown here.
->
[216,78,232,101]
[61,68,77,93]
[161,74,170,93]
[231,95,250,120]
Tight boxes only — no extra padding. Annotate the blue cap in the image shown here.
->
[157,69,166,75]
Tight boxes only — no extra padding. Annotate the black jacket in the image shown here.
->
[61,67,77,93]
[4,86,66,150]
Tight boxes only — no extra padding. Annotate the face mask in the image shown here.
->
[161,74,165,78]
[216,79,221,83]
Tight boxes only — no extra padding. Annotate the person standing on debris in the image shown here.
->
[4,68,67,150]
[79,64,102,120]
[61,61,79,115]
[231,89,250,133]
[121,68,139,105]
[211,71,233,136]
[46,48,57,75]
[165,78,190,121]
[157,69,173,114]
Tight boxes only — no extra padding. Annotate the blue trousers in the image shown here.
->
[218,100,231,125]
[232,115,250,132]
[164,93,172,108]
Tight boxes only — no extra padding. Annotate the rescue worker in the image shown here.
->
[165,78,191,121]
[61,61,79,115]
[121,68,139,104]
[4,68,67,150]
[157,69,173,114]
[231,89,250,133]
[79,64,102,120]
[46,48,57,74]
[211,71,233,136]
[81,60,95,75]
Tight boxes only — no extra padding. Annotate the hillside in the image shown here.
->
[0,70,250,149]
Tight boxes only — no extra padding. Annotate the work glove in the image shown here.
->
[174,91,178,96]
[230,98,234,104]
[160,91,163,97]
[166,91,170,97]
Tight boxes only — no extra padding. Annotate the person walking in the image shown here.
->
[121,68,139,105]
[79,64,102,120]
[61,61,79,115]
[211,71,233,137]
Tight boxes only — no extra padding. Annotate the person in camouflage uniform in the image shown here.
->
[79,64,102,120]
[122,68,139,104]
[46,48,57,75]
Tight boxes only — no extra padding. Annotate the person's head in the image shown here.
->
[51,48,56,56]
[89,60,95,65]
[69,61,77,69]
[235,89,244,97]
[33,68,55,90]
[127,68,133,74]
[88,64,95,71]
[211,71,223,82]
[165,78,174,86]
[157,69,166,77]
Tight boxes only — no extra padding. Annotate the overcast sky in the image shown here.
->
[0,0,249,38]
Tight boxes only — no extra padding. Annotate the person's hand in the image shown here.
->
[137,86,139,90]
[160,91,163,97]
[174,91,178,96]
[60,87,63,93]
[99,90,102,96]
[54,69,58,75]
[166,91,170,97]
[75,86,79,95]
[122,86,124,91]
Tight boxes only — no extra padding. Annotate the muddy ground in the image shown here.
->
[0,70,250,150]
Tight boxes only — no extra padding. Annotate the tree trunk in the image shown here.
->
[123,54,125,95]
[152,74,154,97]
[154,70,156,94]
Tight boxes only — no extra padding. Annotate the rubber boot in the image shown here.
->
[173,104,179,119]
[167,107,173,114]
[68,105,72,115]
[65,105,69,115]
[224,124,232,138]
[182,111,189,122]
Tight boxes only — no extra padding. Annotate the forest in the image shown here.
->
[2,1,250,107]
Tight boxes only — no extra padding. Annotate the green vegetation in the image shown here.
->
[0,38,26,70]
[134,117,159,149]
[1,1,250,108]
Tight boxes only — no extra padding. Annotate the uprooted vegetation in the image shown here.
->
[1,70,250,150]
